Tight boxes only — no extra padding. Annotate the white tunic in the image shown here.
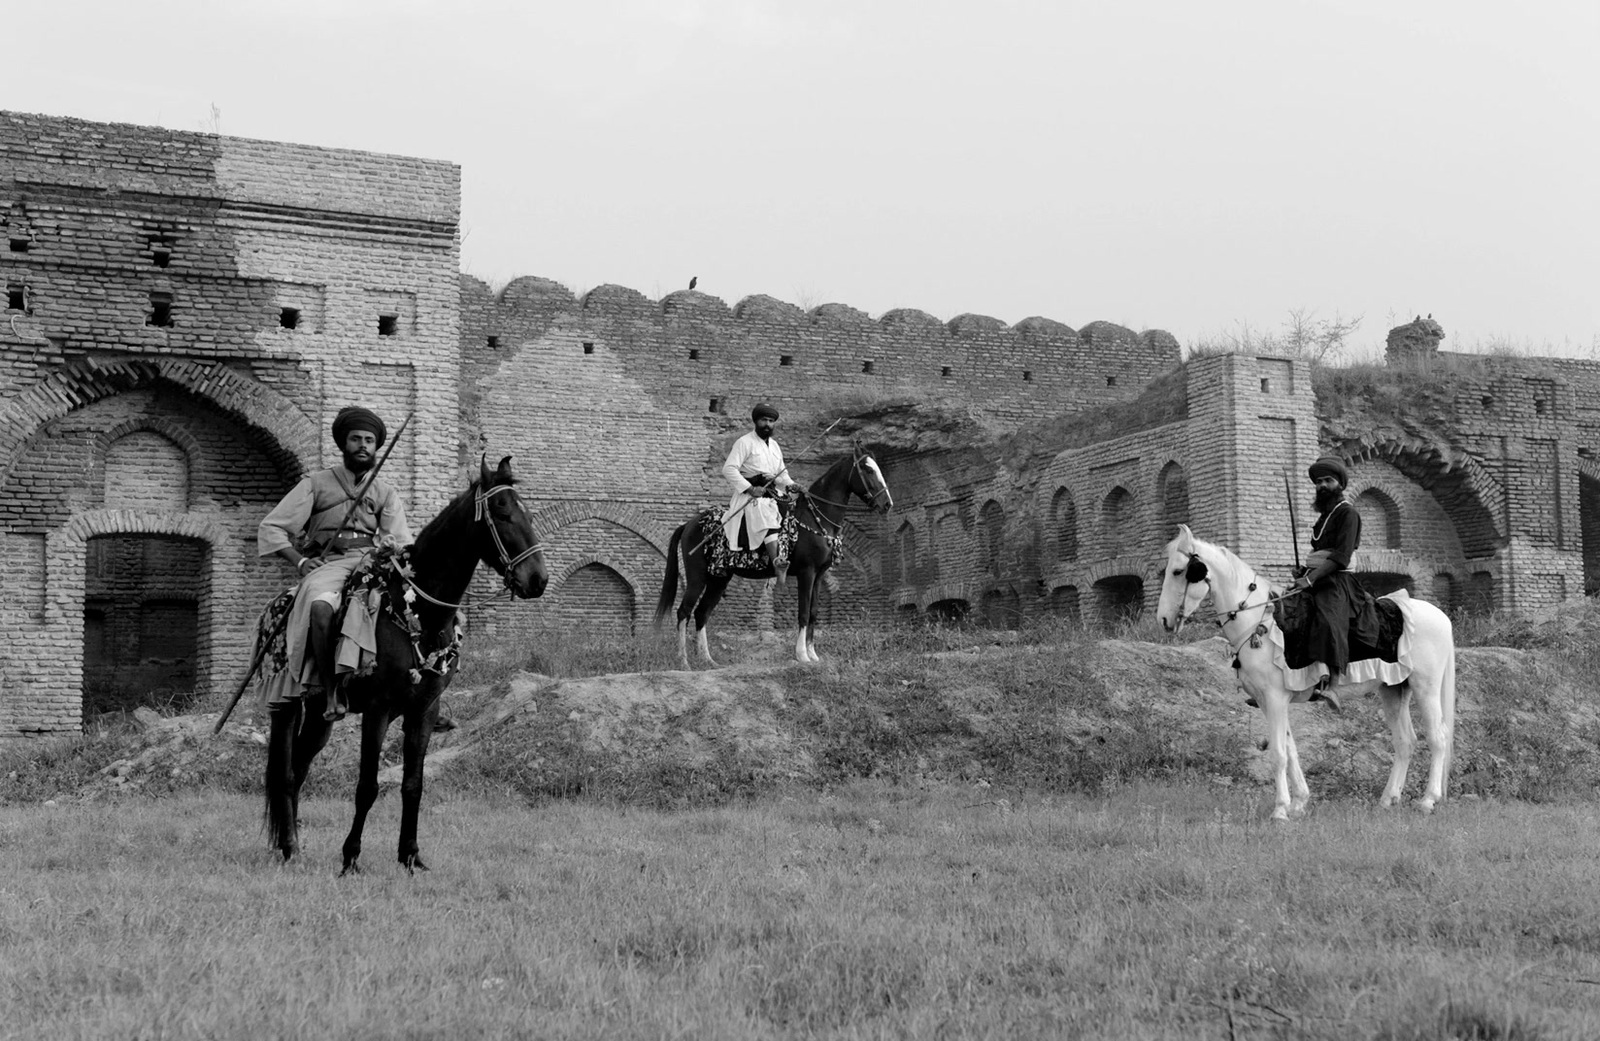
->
[721,430,794,548]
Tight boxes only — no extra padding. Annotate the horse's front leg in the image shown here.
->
[1256,687,1295,821]
[793,568,815,664]
[1283,722,1310,818]
[395,693,440,875]
[340,704,392,876]
[1378,684,1416,809]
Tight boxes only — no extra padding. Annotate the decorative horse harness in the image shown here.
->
[791,444,890,547]
[1174,550,1304,670]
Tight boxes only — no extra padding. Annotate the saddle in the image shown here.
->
[698,503,800,578]
[1274,582,1405,670]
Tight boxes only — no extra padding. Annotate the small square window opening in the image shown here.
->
[487,335,499,349]
[708,397,721,413]
[279,308,300,330]
[377,314,398,336]
[1260,378,1271,392]
[8,237,28,253]
[582,341,595,355]
[6,285,25,311]
[148,292,174,328]
[688,348,700,360]
[779,355,793,367]
[1106,375,1116,387]
[1022,370,1033,382]
[862,360,874,374]
[941,366,952,377]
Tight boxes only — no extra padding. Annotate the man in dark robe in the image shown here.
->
[1289,455,1380,710]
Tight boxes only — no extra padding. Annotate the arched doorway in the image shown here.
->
[83,533,208,717]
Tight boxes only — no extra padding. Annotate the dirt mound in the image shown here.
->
[9,634,1600,807]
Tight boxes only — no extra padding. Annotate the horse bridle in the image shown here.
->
[799,446,889,527]
[404,483,546,609]
[1174,548,1304,664]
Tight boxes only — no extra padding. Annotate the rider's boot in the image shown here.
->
[1309,669,1342,711]
[765,541,788,586]
[307,601,346,721]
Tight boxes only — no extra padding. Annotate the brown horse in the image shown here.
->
[654,442,892,666]
[264,455,547,874]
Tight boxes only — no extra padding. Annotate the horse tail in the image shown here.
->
[1438,622,1458,778]
[653,522,685,629]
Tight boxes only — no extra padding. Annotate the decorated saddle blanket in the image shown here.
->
[697,505,800,578]
[1270,589,1413,692]
[253,546,463,712]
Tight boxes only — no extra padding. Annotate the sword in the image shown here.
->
[212,412,413,734]
[1285,469,1302,572]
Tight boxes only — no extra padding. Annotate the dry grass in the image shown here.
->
[2,785,1598,1040]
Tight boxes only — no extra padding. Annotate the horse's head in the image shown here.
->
[1156,523,1211,633]
[847,442,893,514]
[475,455,547,599]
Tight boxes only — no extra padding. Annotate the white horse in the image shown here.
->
[1156,524,1457,821]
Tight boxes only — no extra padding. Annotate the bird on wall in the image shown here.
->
[689,276,698,291]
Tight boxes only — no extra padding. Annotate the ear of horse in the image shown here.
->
[495,455,516,485]
[1176,523,1193,542]
[479,453,492,488]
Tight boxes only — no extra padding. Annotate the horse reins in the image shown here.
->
[1176,549,1305,666]
[401,483,545,610]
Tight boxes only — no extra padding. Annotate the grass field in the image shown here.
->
[4,783,1598,1040]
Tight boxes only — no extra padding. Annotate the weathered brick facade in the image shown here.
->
[3,112,1597,738]
[1,112,460,736]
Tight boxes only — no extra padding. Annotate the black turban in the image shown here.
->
[751,403,780,421]
[1308,456,1348,487]
[332,406,386,448]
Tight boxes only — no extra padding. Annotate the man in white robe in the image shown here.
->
[721,402,795,582]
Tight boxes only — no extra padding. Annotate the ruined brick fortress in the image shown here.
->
[5,112,1599,737]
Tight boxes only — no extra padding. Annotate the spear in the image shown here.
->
[212,412,413,734]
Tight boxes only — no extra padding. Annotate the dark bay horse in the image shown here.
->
[654,442,892,666]
[265,455,547,873]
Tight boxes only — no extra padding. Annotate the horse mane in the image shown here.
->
[413,477,506,544]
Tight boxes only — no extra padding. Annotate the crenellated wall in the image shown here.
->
[4,112,1598,738]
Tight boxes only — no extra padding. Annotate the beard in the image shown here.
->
[342,446,375,474]
[1313,485,1343,513]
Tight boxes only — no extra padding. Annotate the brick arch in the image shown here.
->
[1341,438,1504,556]
[1082,555,1151,587]
[916,578,984,613]
[527,501,669,553]
[548,552,645,602]
[1349,485,1402,550]
[59,508,229,547]
[0,358,316,484]
[95,416,207,468]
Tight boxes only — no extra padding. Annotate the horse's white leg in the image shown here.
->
[676,619,691,670]
[805,627,819,663]
[697,626,718,667]
[1284,723,1310,817]
[1258,689,1294,821]
[1413,673,1448,813]
[1378,684,1415,808]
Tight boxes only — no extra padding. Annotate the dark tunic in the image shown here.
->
[1305,499,1380,671]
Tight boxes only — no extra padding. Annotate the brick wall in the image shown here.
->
[1,111,460,737]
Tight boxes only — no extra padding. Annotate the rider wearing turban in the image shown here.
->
[1287,454,1379,708]
[257,404,422,724]
[722,403,795,582]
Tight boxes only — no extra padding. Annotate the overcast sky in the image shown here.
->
[11,0,1598,357]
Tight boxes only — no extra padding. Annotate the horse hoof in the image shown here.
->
[403,854,429,875]
[1415,799,1436,815]
[1270,808,1289,822]
[339,860,361,877]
